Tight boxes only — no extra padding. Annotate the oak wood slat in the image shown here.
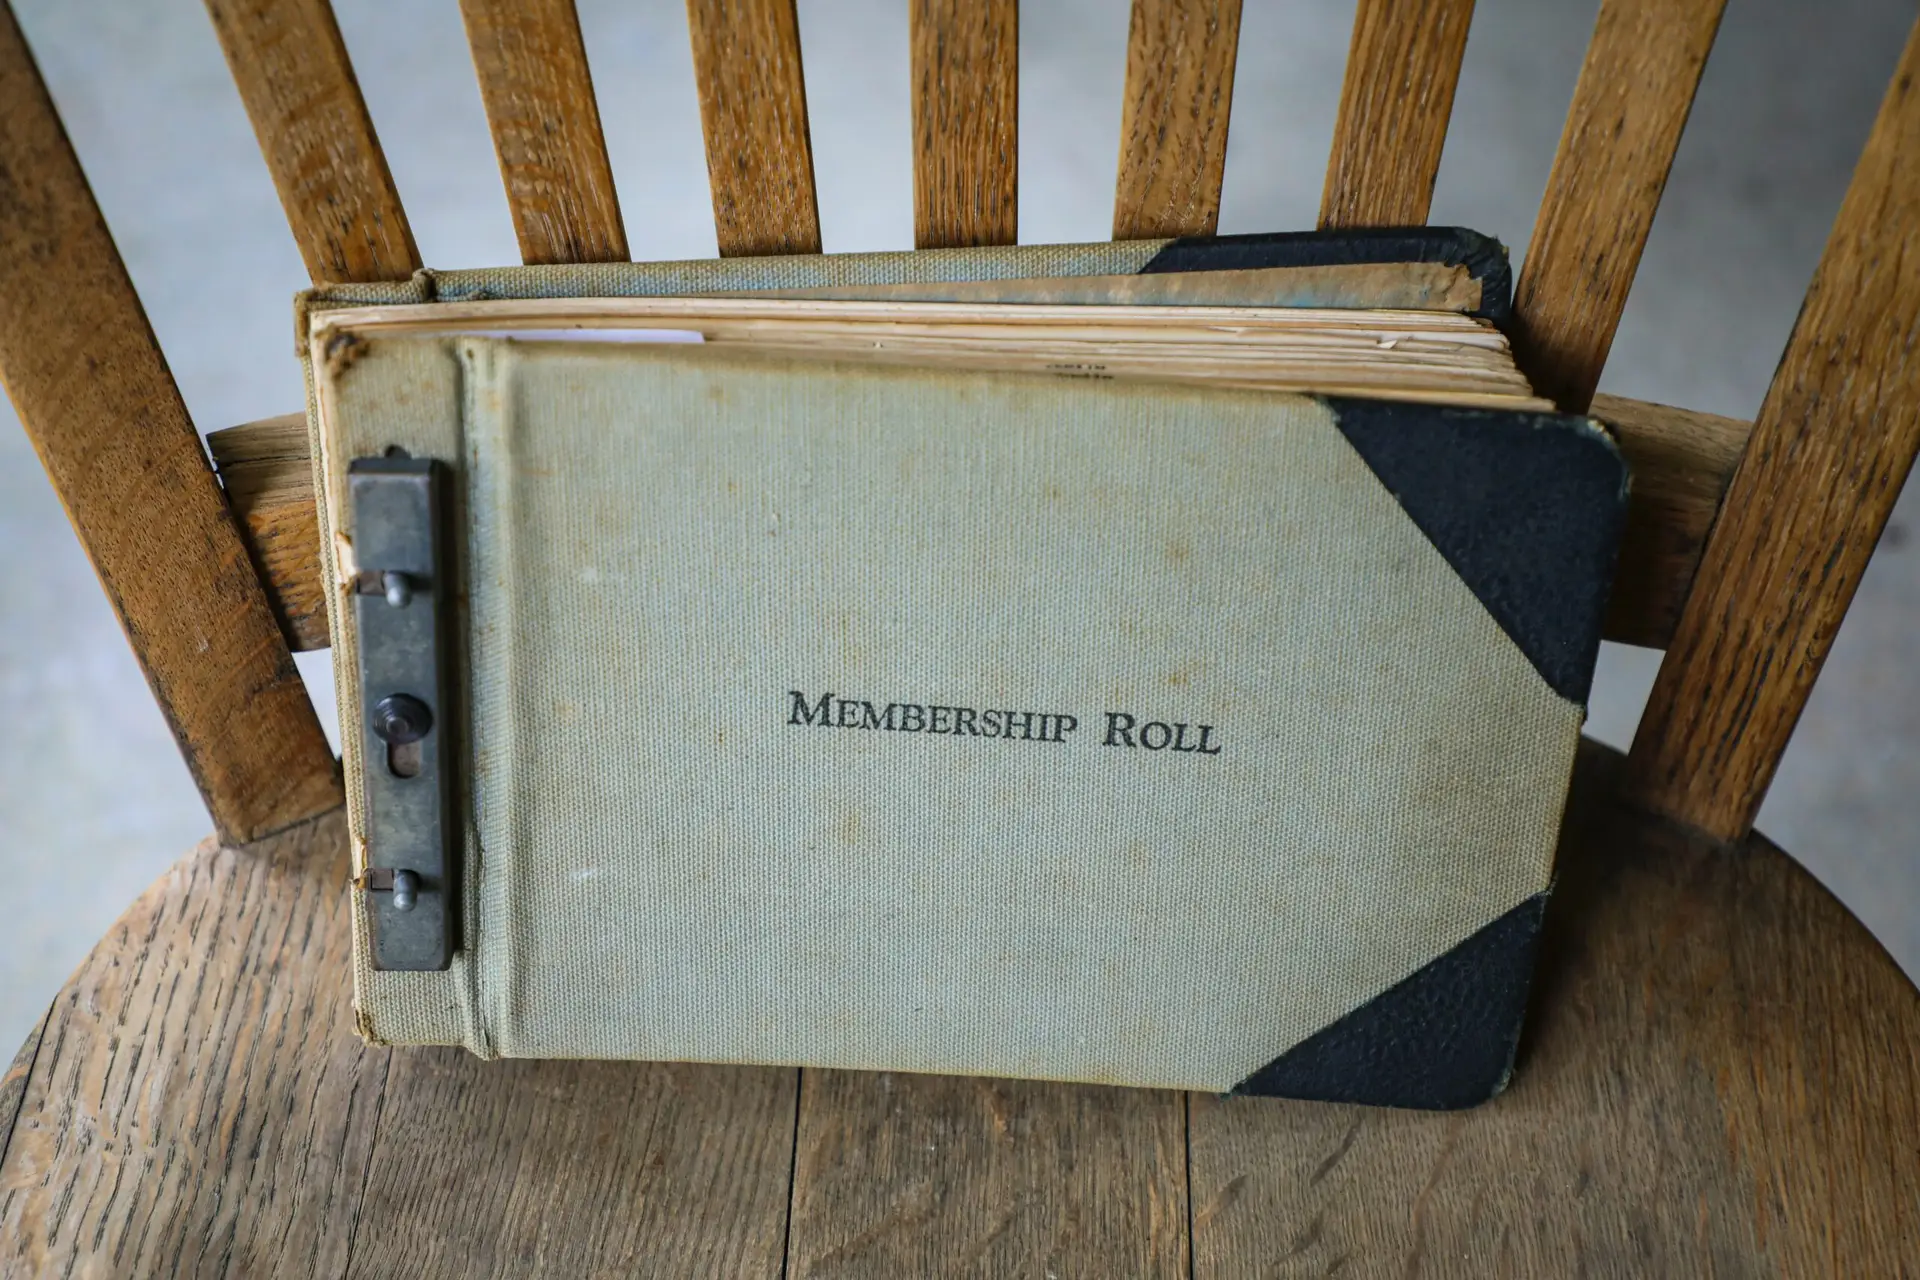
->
[1112,0,1243,241]
[1318,0,1474,229]
[204,0,420,284]
[1187,741,1920,1276]
[0,809,807,1278]
[1626,18,1920,842]
[1590,392,1747,649]
[910,0,1018,249]
[1508,0,1727,413]
[686,0,822,257]
[343,1056,798,1278]
[0,1008,47,1171]
[208,393,1749,656]
[0,812,382,1278]
[460,0,628,265]
[209,413,329,652]
[787,1071,1188,1279]
[0,7,339,846]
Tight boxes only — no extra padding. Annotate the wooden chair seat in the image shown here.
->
[3,740,1913,1277]
[7,0,1920,1273]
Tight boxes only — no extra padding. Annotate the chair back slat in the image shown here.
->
[1508,0,1726,413]
[1626,16,1920,843]
[1112,0,1242,240]
[686,0,821,257]
[1589,392,1747,649]
[0,5,339,843]
[203,0,419,284]
[40,0,1905,858]
[460,0,627,265]
[1318,0,1473,230]
[910,0,1018,249]
[209,391,1751,660]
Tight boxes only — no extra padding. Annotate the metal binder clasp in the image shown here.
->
[349,454,455,971]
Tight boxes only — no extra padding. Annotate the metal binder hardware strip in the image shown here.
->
[350,455,455,970]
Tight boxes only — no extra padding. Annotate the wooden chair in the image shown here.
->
[2,0,1916,1272]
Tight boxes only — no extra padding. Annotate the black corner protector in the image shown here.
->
[1324,398,1628,705]
[1230,895,1549,1111]
[1137,228,1513,323]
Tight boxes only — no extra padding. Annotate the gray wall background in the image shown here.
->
[2,0,1916,1057]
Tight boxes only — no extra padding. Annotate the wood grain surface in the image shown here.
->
[0,1009,46,1171]
[344,1056,797,1278]
[1318,0,1475,229]
[1508,0,1727,412]
[203,0,420,284]
[5,745,1913,1275]
[1589,392,1747,649]
[787,1072,1188,1279]
[209,413,330,651]
[207,392,1745,656]
[459,0,628,265]
[0,9,339,846]
[686,0,822,256]
[0,808,803,1279]
[1187,741,1920,1277]
[1112,0,1243,241]
[1626,18,1920,841]
[910,0,1018,249]
[0,811,380,1279]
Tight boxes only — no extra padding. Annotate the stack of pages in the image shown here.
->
[314,294,1546,409]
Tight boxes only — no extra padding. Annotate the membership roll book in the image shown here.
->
[304,232,1628,1110]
